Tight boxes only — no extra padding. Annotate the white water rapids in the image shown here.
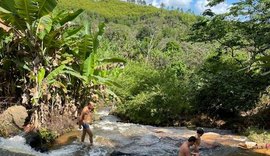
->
[0,108,268,156]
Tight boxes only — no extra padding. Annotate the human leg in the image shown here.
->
[81,129,86,142]
[85,128,93,145]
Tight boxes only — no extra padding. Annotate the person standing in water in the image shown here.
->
[178,136,198,156]
[194,128,204,152]
[78,102,95,146]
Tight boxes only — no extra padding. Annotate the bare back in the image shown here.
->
[179,142,191,156]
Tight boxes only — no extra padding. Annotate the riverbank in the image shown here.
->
[2,107,269,156]
[53,128,270,155]
[1,106,269,155]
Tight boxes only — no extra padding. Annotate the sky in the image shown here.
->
[143,0,239,14]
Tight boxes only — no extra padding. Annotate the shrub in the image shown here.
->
[112,61,190,125]
[190,54,269,118]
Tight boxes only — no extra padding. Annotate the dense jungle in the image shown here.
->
[0,0,269,155]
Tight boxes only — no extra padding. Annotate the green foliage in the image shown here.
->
[244,127,270,143]
[189,0,270,73]
[163,41,180,52]
[186,0,270,125]
[113,61,190,125]
[190,54,269,118]
[136,26,154,41]
[59,0,197,25]
[0,0,57,30]
[103,23,131,42]
[0,0,125,132]
[38,128,57,143]
[59,0,156,19]
[2,0,268,130]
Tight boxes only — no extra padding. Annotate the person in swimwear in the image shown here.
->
[78,102,95,146]
[178,136,198,156]
[192,128,204,155]
[238,141,270,149]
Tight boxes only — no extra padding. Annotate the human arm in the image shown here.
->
[191,153,199,156]
[194,144,199,153]
[78,108,86,128]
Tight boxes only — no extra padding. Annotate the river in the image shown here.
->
[0,108,269,156]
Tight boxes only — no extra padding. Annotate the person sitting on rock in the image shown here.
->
[238,141,270,149]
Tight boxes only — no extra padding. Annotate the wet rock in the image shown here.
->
[53,131,80,148]
[0,148,33,156]
[95,136,117,148]
[24,131,48,152]
[110,151,134,156]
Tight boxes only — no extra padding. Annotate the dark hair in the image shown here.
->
[188,136,197,142]
[197,128,204,135]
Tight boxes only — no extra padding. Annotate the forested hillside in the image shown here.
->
[59,0,270,129]
[0,0,269,143]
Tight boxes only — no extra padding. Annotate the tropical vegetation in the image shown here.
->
[0,0,269,142]
[0,0,124,132]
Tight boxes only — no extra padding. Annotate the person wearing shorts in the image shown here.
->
[78,102,95,146]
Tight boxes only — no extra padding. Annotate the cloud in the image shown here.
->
[145,0,192,8]
[195,0,231,14]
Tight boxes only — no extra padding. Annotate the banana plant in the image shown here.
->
[0,0,85,105]
[0,0,125,127]
[30,64,87,106]
[0,0,57,25]
[61,22,126,105]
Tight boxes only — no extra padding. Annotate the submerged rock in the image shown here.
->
[24,131,48,153]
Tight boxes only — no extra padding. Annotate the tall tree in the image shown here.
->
[160,3,165,9]
[189,0,270,73]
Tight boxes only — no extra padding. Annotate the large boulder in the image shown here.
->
[0,105,28,136]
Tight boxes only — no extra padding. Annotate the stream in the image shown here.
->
[0,108,269,156]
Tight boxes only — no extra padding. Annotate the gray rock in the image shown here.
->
[0,105,28,136]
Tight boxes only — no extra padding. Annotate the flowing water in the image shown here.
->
[0,108,269,156]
